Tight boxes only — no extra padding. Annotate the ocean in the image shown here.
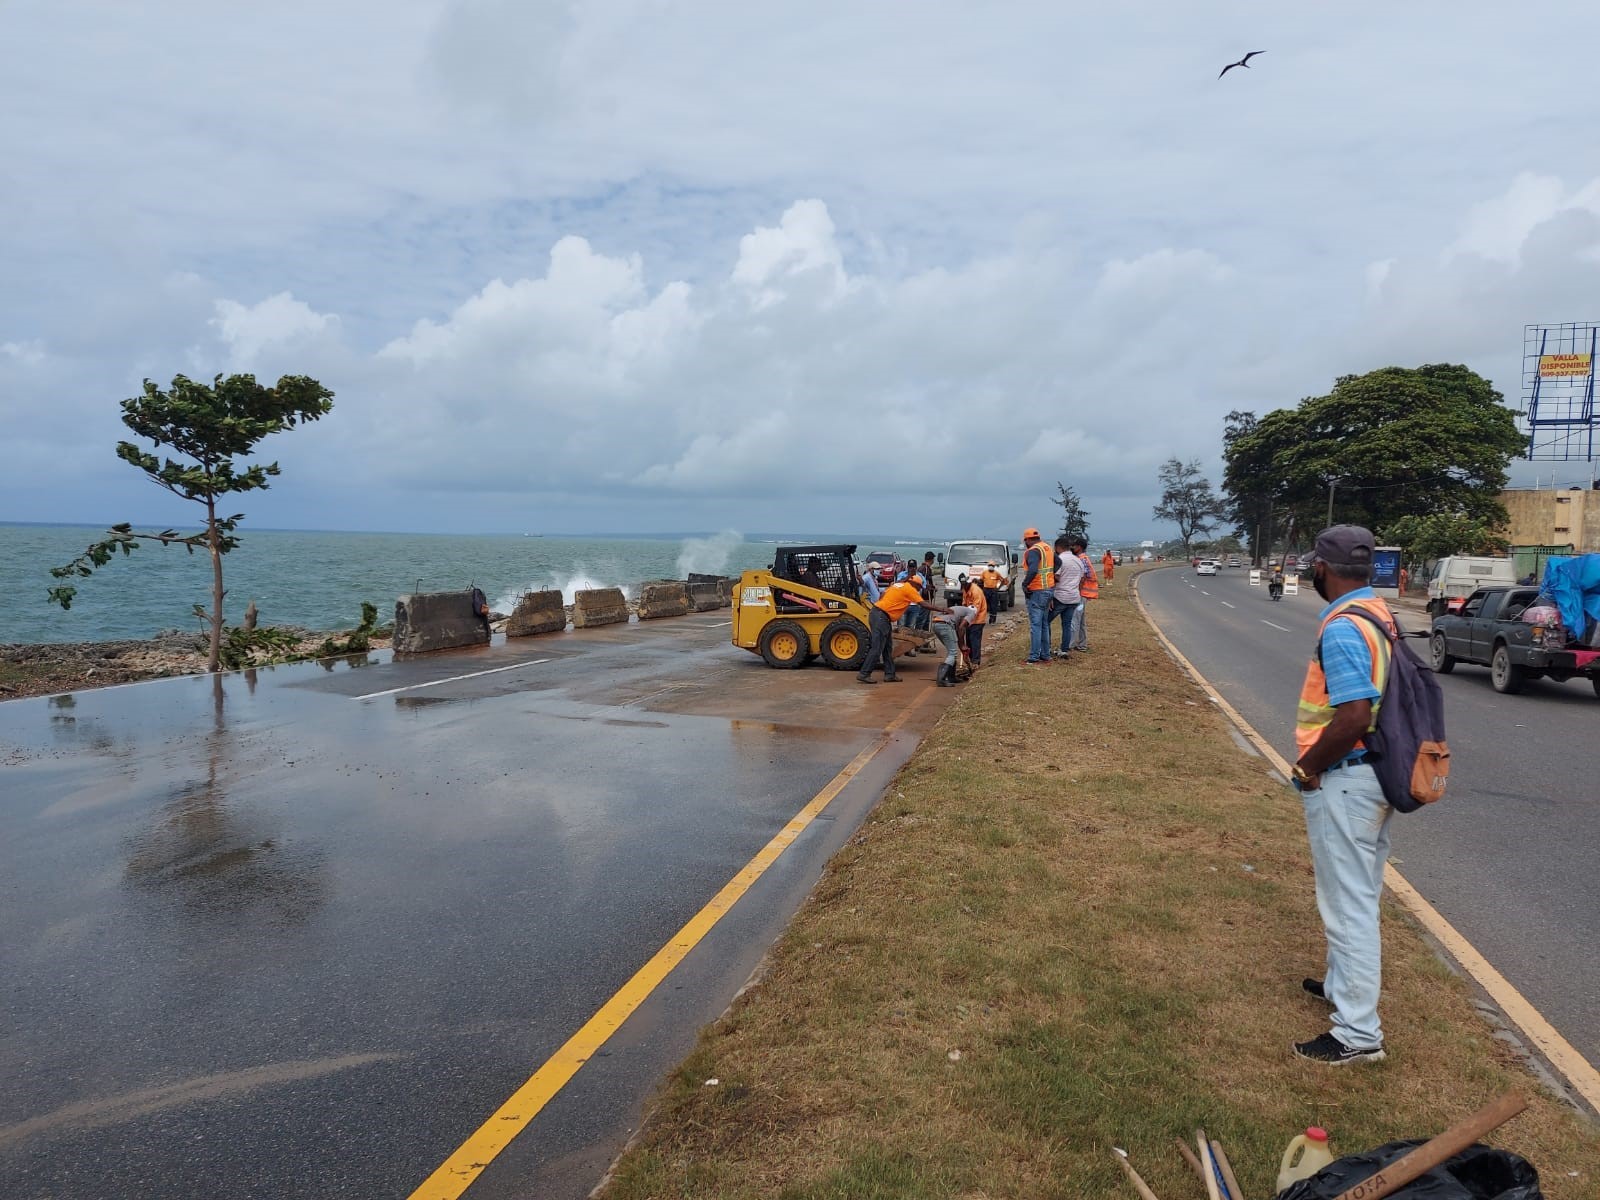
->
[0,525,943,644]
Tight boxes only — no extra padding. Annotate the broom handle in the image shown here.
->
[1330,1093,1527,1200]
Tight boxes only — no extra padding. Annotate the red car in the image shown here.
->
[863,551,905,586]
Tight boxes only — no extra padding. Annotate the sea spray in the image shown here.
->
[676,530,743,579]
[493,572,633,614]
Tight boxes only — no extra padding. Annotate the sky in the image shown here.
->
[4,0,1600,542]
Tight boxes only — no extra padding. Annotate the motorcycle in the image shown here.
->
[1268,576,1284,601]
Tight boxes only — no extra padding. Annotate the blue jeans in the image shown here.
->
[1025,590,1052,661]
[1300,762,1393,1049]
[1049,599,1078,655]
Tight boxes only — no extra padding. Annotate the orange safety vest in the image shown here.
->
[1295,597,1394,755]
[1102,552,1115,580]
[963,582,988,624]
[980,567,1002,589]
[1076,554,1099,600]
[1023,543,1055,592]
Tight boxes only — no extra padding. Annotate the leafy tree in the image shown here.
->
[1221,409,1280,563]
[1052,482,1091,544]
[1382,514,1508,564]
[1222,365,1524,545]
[1153,458,1225,554]
[49,373,335,672]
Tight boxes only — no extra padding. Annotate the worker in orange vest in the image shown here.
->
[960,574,989,666]
[857,573,924,684]
[980,561,1004,624]
[1020,528,1055,664]
[1101,550,1115,584]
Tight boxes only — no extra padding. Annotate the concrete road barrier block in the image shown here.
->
[394,590,490,654]
[686,580,722,612]
[637,579,691,620]
[716,578,732,607]
[573,587,629,628]
[505,589,567,637]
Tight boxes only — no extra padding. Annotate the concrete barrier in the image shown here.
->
[686,580,722,612]
[573,587,629,628]
[393,590,490,654]
[637,579,691,620]
[716,578,733,607]
[505,589,566,637]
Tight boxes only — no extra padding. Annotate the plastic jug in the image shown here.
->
[1278,1126,1334,1191]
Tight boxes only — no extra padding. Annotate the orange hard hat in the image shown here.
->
[1022,527,1040,540]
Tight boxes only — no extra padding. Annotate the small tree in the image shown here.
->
[1052,482,1091,544]
[1153,457,1225,555]
[50,373,335,672]
[1382,513,1508,564]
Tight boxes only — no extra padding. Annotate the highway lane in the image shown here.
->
[0,612,963,1199]
[1139,565,1600,1071]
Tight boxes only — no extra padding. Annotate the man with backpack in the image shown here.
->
[1290,524,1403,1066]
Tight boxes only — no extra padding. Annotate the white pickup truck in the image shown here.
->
[939,539,1017,610]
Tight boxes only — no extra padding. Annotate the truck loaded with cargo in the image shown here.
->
[1428,553,1600,697]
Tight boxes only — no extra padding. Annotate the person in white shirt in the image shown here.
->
[1049,536,1086,660]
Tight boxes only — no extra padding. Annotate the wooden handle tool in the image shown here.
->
[1112,1148,1162,1200]
[1196,1129,1223,1200]
[1212,1140,1245,1200]
[1175,1137,1207,1185]
[1330,1092,1527,1200]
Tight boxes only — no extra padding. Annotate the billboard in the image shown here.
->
[1371,546,1401,597]
[1523,323,1599,460]
[1539,353,1592,378]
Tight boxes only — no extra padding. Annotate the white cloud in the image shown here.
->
[7,1,1600,535]
[211,294,338,367]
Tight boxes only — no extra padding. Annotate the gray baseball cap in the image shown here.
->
[1311,524,1375,566]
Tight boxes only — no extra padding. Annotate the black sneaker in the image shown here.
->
[1302,978,1328,1001]
[856,676,877,685]
[1293,1032,1385,1065]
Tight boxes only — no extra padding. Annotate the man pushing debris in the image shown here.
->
[1290,524,1397,1066]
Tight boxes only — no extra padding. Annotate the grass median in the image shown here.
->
[600,565,1600,1199]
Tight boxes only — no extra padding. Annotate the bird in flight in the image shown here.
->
[1218,50,1265,78]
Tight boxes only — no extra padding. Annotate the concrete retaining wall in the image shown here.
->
[573,587,629,628]
[637,579,691,620]
[505,589,567,637]
[394,590,490,655]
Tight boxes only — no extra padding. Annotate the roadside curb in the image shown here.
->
[1131,566,1600,1118]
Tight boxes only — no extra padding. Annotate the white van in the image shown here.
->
[940,539,1017,609]
[1427,556,1517,615]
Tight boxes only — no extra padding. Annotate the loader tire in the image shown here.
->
[759,620,809,669]
[820,616,870,671]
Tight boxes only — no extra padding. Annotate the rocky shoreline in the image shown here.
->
[0,626,398,702]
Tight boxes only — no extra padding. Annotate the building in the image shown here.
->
[1501,486,1600,553]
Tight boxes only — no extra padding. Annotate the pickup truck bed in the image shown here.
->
[1429,586,1600,697]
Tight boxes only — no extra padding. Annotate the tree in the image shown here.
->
[1222,364,1524,546]
[1382,513,1509,564]
[1153,458,1225,555]
[50,373,335,672]
[1052,482,1091,544]
[1221,409,1279,564]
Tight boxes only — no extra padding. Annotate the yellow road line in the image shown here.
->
[1132,571,1600,1113]
[408,689,933,1199]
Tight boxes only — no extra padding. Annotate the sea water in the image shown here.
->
[0,525,803,644]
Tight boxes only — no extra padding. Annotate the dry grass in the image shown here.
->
[600,566,1600,1199]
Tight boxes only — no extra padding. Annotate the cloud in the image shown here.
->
[211,294,339,367]
[7,1,1600,535]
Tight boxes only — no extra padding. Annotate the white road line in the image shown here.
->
[355,659,551,700]
[1200,590,1210,596]
[705,620,732,628]
[1261,619,1292,633]
[1220,601,1235,609]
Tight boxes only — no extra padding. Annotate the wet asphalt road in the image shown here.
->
[1139,566,1600,1070]
[0,611,961,1198]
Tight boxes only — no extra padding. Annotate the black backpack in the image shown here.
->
[1328,607,1451,812]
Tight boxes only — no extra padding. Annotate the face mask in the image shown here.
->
[1313,566,1331,601]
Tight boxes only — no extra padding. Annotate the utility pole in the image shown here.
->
[1326,479,1339,527]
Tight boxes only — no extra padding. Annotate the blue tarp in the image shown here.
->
[1541,553,1600,639]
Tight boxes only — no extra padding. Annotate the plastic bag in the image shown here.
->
[1276,1140,1542,1199]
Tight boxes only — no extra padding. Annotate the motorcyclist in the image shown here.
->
[1268,566,1285,600]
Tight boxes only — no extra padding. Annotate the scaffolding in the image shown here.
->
[1523,323,1599,461]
